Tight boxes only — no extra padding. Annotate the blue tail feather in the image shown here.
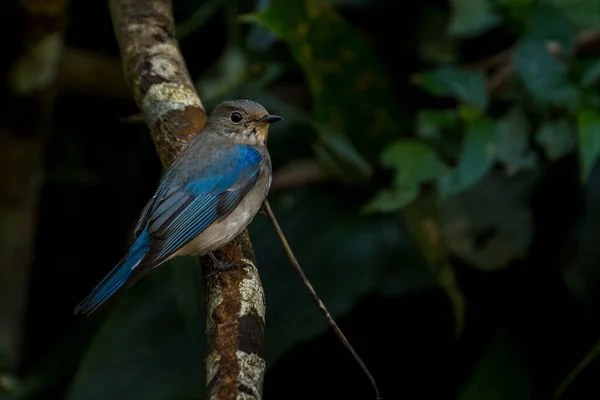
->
[74,230,151,315]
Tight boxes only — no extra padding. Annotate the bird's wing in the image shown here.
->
[135,144,263,266]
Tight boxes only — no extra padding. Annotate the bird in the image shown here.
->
[74,99,282,316]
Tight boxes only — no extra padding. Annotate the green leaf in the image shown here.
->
[312,140,346,180]
[496,106,537,175]
[66,260,206,400]
[246,0,278,52]
[512,36,574,105]
[363,141,448,213]
[496,0,535,22]
[535,118,576,160]
[250,0,403,168]
[416,109,460,140]
[362,189,419,214]
[581,58,600,87]
[196,46,249,103]
[577,109,600,182]
[527,6,574,53]
[313,131,373,183]
[175,0,228,40]
[418,5,459,64]
[449,0,501,38]
[382,141,449,183]
[414,68,488,110]
[249,188,436,362]
[544,0,600,30]
[460,331,532,400]
[439,116,498,198]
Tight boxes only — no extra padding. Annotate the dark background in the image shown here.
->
[3,0,600,399]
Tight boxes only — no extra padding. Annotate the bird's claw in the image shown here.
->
[206,252,251,279]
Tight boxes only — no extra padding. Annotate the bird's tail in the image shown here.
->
[74,230,151,315]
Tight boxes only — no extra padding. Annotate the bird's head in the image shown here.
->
[206,99,282,145]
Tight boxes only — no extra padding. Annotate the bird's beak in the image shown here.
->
[261,114,283,124]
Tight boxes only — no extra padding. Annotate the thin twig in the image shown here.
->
[262,199,382,400]
[119,113,145,124]
[553,338,600,399]
[270,158,328,191]
[465,48,512,71]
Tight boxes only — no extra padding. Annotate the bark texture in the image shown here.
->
[0,0,67,373]
[108,1,266,398]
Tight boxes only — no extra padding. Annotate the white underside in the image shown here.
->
[164,181,267,261]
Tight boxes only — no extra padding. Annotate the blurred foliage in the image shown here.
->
[4,0,600,399]
[248,0,401,182]
[459,331,532,400]
[65,262,205,400]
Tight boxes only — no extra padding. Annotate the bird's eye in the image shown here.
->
[230,112,243,123]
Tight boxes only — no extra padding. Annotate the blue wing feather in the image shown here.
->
[74,230,152,315]
[76,142,265,315]
[136,144,263,267]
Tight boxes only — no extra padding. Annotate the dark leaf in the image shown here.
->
[460,331,532,399]
[313,132,373,183]
[416,109,460,140]
[496,106,537,175]
[535,118,576,160]
[528,6,574,54]
[66,260,206,400]
[363,140,448,213]
[175,0,228,40]
[246,0,278,52]
[250,0,404,167]
[449,0,501,38]
[440,170,536,271]
[196,46,249,103]
[581,58,600,87]
[250,187,436,362]
[362,189,419,215]
[418,5,458,63]
[438,116,498,198]
[578,109,600,182]
[547,0,600,30]
[414,67,488,110]
[512,36,578,106]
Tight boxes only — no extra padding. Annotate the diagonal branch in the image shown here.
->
[108,1,266,398]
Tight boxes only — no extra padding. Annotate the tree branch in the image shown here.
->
[270,158,328,192]
[108,1,266,398]
[0,0,67,374]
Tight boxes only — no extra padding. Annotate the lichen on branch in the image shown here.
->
[108,1,266,398]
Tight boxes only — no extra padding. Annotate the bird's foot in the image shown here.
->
[206,251,251,279]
